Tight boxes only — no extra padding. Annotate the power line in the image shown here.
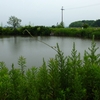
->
[65,3,100,10]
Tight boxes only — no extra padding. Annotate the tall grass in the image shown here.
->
[51,28,100,39]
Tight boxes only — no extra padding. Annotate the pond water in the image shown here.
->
[0,36,100,69]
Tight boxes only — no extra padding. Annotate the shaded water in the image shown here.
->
[0,36,100,69]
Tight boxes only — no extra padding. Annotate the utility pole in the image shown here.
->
[61,6,64,27]
[61,6,64,23]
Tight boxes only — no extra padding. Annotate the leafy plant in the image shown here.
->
[18,56,26,75]
[37,60,49,100]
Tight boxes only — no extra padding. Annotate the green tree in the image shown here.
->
[0,27,2,35]
[83,23,89,29]
[69,21,83,27]
[69,20,94,27]
[92,19,100,27]
[7,16,21,29]
[57,22,64,28]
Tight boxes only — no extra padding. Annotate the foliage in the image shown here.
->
[57,22,65,28]
[69,19,100,28]
[18,56,26,75]
[82,23,89,29]
[0,25,51,36]
[69,21,84,27]
[92,19,100,27]
[7,16,21,29]
[1,24,100,39]
[50,27,100,39]
[26,67,39,100]
[37,60,49,100]
[0,27,2,35]
[69,20,100,28]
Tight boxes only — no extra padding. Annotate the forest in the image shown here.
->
[69,19,100,27]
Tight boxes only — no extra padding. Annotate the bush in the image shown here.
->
[1,26,100,39]
[0,27,2,35]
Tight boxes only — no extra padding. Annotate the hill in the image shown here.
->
[69,19,100,27]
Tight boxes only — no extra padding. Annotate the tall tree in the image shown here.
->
[92,19,100,27]
[7,16,21,29]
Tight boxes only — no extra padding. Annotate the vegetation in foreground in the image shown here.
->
[0,38,100,100]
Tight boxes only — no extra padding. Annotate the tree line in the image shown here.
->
[1,16,100,39]
[1,25,100,39]
[0,16,51,36]
[0,25,51,36]
[69,19,100,28]
[1,16,100,28]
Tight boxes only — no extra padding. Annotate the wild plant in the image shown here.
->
[26,67,39,100]
[0,62,10,99]
[18,56,26,75]
[9,64,22,99]
[65,43,86,100]
[17,56,28,100]
[48,58,60,100]
[36,59,49,100]
[82,36,100,100]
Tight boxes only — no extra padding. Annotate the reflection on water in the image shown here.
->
[0,36,100,69]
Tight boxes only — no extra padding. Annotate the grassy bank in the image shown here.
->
[0,39,100,100]
[0,26,51,36]
[0,26,100,39]
[51,27,100,39]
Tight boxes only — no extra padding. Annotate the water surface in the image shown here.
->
[0,36,100,69]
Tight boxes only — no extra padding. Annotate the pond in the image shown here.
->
[0,36,100,69]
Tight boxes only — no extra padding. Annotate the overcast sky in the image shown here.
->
[0,0,100,27]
